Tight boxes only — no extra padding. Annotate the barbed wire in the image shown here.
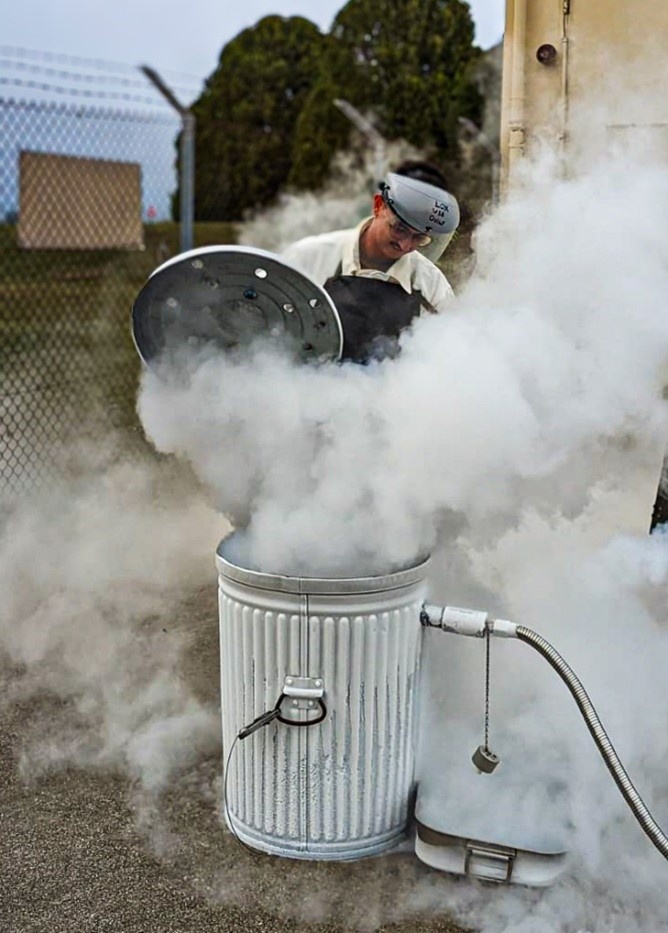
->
[0,44,204,88]
[0,76,179,109]
[0,57,201,98]
[0,94,181,124]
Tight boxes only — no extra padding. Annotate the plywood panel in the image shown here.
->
[18,151,144,250]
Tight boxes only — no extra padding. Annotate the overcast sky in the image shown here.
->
[3,0,505,89]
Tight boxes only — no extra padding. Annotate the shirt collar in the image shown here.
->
[341,217,414,294]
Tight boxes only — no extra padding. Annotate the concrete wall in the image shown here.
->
[500,0,668,190]
[18,152,144,250]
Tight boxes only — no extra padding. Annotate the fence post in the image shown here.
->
[180,111,195,252]
[140,65,195,253]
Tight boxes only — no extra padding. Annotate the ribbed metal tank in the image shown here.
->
[216,535,430,860]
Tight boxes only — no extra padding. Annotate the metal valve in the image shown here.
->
[472,744,500,774]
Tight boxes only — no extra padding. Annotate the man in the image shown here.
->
[281,173,459,363]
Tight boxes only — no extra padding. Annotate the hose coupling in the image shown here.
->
[420,603,517,639]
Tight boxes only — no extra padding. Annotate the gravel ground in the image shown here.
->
[1,585,470,933]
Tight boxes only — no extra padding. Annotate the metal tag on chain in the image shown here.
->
[472,623,500,773]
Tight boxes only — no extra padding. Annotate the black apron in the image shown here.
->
[324,270,423,364]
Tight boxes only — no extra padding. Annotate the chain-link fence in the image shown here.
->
[0,49,239,496]
[0,94,183,492]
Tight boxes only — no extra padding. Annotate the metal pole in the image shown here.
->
[140,65,195,253]
[180,112,195,252]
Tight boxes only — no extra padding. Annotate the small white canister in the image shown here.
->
[216,535,430,860]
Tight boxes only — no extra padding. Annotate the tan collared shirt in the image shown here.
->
[281,218,455,314]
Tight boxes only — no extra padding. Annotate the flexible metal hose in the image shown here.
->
[515,625,668,860]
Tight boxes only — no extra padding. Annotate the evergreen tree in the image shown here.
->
[178,2,483,219]
[184,16,326,221]
[289,0,482,190]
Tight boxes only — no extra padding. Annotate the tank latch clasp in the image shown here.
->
[283,676,325,710]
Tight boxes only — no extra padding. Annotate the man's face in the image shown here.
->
[371,195,431,261]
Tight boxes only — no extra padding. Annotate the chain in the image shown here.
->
[484,623,491,752]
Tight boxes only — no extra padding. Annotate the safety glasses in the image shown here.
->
[384,208,432,247]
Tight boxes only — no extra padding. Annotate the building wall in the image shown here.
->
[500,0,668,189]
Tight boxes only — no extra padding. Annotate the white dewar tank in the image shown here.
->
[216,535,430,860]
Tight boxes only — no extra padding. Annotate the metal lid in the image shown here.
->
[132,245,343,367]
[216,534,431,595]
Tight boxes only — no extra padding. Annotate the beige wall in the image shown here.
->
[18,152,144,250]
[500,0,668,190]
